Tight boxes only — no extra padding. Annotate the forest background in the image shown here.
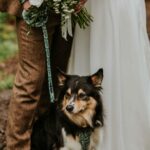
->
[0,2,150,149]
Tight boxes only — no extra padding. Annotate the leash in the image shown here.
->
[22,6,55,103]
[42,25,55,103]
[79,129,92,150]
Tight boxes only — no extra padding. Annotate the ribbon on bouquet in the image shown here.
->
[61,14,73,40]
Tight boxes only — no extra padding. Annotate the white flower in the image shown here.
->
[29,0,44,8]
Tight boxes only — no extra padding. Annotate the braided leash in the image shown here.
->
[42,25,55,103]
[79,129,92,150]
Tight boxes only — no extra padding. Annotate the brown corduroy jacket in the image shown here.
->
[0,0,22,16]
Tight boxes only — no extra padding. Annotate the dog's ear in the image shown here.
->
[57,68,67,86]
[90,68,103,87]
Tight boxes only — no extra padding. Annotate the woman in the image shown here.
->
[68,0,150,149]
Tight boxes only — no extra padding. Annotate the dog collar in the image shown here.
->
[78,129,92,150]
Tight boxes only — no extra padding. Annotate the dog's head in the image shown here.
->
[57,68,104,128]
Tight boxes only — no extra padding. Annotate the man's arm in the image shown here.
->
[0,0,31,16]
[0,0,21,16]
[0,0,5,12]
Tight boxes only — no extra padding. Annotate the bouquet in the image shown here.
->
[22,0,93,39]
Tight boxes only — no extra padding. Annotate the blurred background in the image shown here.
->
[0,1,150,149]
[0,13,17,91]
[0,13,18,150]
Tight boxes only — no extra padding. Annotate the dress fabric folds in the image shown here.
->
[68,0,150,150]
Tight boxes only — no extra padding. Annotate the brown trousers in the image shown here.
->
[6,14,73,150]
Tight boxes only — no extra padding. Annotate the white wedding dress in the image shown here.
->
[68,0,150,150]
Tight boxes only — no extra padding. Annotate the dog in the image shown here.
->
[31,68,104,150]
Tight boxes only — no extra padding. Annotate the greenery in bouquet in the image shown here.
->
[22,0,93,38]
[47,0,93,28]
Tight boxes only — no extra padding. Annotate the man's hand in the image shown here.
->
[75,0,87,13]
[23,0,31,10]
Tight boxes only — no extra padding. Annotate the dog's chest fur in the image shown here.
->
[60,127,100,150]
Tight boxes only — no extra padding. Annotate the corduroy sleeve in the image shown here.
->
[0,0,22,16]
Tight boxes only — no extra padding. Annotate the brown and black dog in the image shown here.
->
[31,68,104,150]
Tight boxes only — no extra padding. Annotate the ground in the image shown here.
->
[0,90,11,150]
[0,56,17,150]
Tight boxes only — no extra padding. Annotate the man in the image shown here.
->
[0,0,86,149]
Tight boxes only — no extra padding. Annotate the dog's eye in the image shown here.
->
[65,92,71,99]
[78,93,88,100]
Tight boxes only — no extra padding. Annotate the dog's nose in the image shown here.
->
[66,105,74,112]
